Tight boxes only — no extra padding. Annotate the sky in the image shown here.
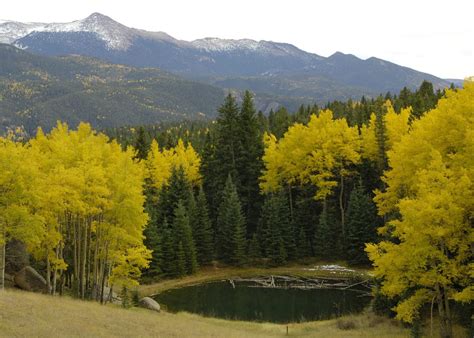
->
[2,0,473,79]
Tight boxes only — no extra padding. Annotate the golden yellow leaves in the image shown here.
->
[366,82,474,323]
[260,110,360,200]
[146,139,202,189]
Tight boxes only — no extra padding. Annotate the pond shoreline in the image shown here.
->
[154,279,373,323]
[139,263,371,297]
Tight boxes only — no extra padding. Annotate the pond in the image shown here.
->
[154,280,371,323]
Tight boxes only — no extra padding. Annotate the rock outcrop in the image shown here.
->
[14,266,48,293]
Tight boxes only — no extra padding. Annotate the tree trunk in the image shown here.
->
[288,184,294,222]
[92,226,100,297]
[46,253,52,294]
[81,219,87,299]
[52,244,60,296]
[73,216,79,296]
[0,236,5,291]
[436,284,453,338]
[85,218,92,295]
[100,245,109,304]
[339,175,345,238]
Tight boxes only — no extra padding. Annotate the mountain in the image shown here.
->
[1,13,454,101]
[0,44,226,133]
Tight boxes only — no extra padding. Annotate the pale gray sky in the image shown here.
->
[2,0,473,79]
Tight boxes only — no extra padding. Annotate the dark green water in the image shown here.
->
[154,281,371,323]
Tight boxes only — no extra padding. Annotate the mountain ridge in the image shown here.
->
[0,13,460,111]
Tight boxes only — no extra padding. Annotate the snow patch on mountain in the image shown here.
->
[0,21,46,44]
[1,13,134,50]
[191,37,322,61]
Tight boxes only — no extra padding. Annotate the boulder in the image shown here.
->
[14,266,48,293]
[139,297,161,312]
[4,273,15,288]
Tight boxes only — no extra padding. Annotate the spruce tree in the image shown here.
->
[269,107,291,139]
[172,201,198,275]
[174,241,186,277]
[314,201,338,258]
[247,233,261,262]
[237,90,264,235]
[160,220,176,276]
[143,183,162,277]
[213,93,241,188]
[296,227,311,259]
[142,221,161,276]
[192,187,214,265]
[346,182,379,265]
[216,175,246,265]
[201,131,219,225]
[133,126,150,160]
[258,192,295,263]
[157,166,192,224]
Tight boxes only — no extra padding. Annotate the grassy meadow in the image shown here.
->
[0,289,410,337]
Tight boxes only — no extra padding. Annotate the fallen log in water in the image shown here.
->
[229,275,373,291]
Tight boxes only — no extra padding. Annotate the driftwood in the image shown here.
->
[229,275,373,292]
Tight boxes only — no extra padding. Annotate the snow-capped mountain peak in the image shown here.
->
[1,13,134,50]
[190,37,319,61]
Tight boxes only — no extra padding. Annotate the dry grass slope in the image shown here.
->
[0,289,410,338]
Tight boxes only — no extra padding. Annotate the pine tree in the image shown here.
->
[247,233,261,262]
[172,201,197,275]
[142,221,162,276]
[314,201,338,258]
[258,192,295,263]
[133,126,150,160]
[296,227,311,259]
[213,93,241,188]
[143,182,162,277]
[346,182,378,265]
[237,90,264,235]
[160,220,175,276]
[216,176,246,265]
[174,241,186,277]
[157,166,192,225]
[191,187,214,265]
[269,106,291,139]
[201,131,219,225]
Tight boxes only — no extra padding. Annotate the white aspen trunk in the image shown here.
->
[0,238,5,291]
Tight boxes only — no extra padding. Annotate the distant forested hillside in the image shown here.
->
[0,44,225,133]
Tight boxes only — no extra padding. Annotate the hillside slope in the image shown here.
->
[0,290,409,337]
[0,44,225,132]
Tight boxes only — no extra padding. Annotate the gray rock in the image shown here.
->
[4,273,15,288]
[139,297,160,312]
[14,266,48,293]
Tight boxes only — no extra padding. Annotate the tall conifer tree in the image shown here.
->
[346,182,378,265]
[216,176,246,265]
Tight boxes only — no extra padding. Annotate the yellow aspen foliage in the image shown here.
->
[360,101,410,162]
[147,138,201,189]
[366,82,474,333]
[260,133,284,192]
[146,140,172,189]
[260,110,360,200]
[385,102,411,149]
[360,113,378,161]
[171,139,202,186]
[14,122,152,296]
[0,136,44,289]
